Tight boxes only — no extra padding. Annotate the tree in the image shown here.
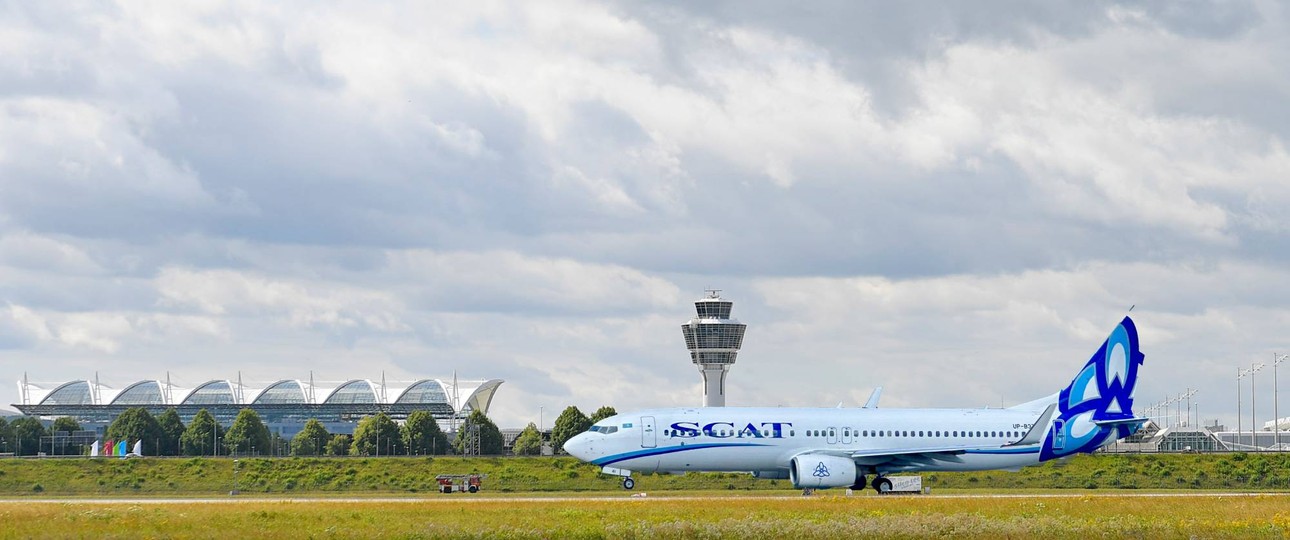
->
[106,408,163,455]
[0,418,11,454]
[50,417,83,455]
[51,416,81,433]
[550,406,590,454]
[351,413,403,456]
[157,409,185,457]
[326,434,352,456]
[402,410,449,456]
[452,410,504,456]
[588,406,618,424]
[9,417,47,456]
[225,409,272,456]
[512,422,542,456]
[291,419,331,456]
[181,409,224,456]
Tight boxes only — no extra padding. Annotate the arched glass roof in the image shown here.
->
[39,380,93,405]
[395,379,449,404]
[111,380,164,405]
[253,380,307,404]
[324,380,376,404]
[182,380,236,405]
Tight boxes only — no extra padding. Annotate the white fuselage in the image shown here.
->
[565,405,1047,476]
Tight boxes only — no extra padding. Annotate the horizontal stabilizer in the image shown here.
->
[1092,416,1147,427]
[1006,403,1056,447]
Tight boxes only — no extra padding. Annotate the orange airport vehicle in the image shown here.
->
[435,474,485,493]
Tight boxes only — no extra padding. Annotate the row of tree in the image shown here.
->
[2,404,616,457]
[1,408,510,457]
[0,416,73,456]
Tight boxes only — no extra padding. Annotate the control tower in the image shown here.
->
[681,290,747,407]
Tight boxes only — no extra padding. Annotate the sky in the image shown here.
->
[3,1,1290,431]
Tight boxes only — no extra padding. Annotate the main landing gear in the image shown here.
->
[622,477,635,490]
[871,475,893,494]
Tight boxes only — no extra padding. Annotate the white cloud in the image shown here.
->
[155,268,407,333]
[2,1,1289,431]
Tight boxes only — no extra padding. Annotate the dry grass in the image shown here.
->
[3,494,1289,539]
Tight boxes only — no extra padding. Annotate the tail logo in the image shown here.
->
[1040,317,1144,461]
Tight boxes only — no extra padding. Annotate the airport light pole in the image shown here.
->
[1251,362,1265,450]
[1182,389,1197,427]
[1275,354,1288,449]
[1238,367,1249,449]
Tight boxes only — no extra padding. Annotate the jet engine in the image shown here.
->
[789,454,858,489]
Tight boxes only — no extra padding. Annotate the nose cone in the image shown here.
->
[564,433,592,462]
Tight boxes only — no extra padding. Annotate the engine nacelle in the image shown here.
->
[789,455,858,489]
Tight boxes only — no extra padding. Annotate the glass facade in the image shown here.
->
[183,381,236,405]
[395,380,449,404]
[254,380,308,404]
[112,381,164,405]
[694,300,733,319]
[40,381,93,405]
[682,323,746,350]
[325,380,377,404]
[14,377,501,430]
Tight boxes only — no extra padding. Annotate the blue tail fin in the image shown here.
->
[1040,317,1145,461]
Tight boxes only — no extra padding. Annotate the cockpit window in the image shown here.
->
[587,425,619,434]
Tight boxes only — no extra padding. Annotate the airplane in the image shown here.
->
[564,316,1146,492]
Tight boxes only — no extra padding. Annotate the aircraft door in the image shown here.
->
[641,416,657,448]
[826,427,837,444]
[841,427,853,444]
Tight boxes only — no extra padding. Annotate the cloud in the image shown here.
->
[2,1,1288,431]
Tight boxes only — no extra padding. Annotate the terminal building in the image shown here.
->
[13,374,503,438]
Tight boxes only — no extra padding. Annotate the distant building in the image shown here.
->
[13,374,503,438]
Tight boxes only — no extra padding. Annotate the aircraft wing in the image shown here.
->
[847,445,969,468]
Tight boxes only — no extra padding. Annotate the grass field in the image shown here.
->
[3,452,1290,496]
[3,494,1289,539]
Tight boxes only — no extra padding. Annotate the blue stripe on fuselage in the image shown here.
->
[591,443,770,467]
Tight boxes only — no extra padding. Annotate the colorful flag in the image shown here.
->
[117,440,127,456]
[105,439,114,456]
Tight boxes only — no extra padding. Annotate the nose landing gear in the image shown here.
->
[622,477,635,490]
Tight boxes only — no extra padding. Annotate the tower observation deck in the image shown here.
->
[681,290,746,407]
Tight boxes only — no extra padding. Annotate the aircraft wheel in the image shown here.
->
[875,478,893,494]
[622,477,635,490]
[851,475,867,491]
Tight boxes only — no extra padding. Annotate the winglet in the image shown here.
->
[863,387,883,409]
[1006,403,1056,447]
